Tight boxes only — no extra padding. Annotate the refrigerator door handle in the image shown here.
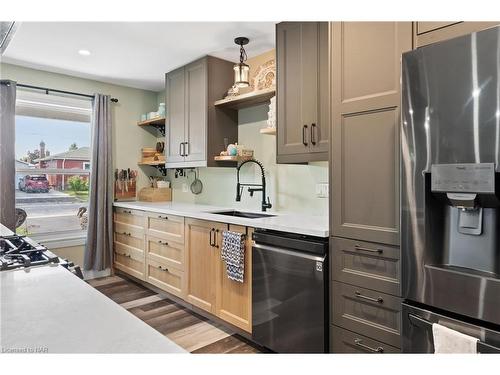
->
[408,313,500,353]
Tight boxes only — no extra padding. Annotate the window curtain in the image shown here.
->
[84,94,113,271]
[0,80,16,230]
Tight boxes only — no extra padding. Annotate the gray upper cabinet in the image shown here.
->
[276,22,329,164]
[166,66,186,164]
[331,22,412,246]
[184,59,207,163]
[165,56,237,169]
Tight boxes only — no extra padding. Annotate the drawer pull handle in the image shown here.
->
[158,215,168,220]
[158,240,169,246]
[117,252,131,258]
[122,231,131,236]
[355,291,383,304]
[122,210,132,214]
[354,338,384,353]
[158,265,169,272]
[354,245,383,254]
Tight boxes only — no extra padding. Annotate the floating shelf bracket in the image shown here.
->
[153,164,168,176]
[152,124,166,136]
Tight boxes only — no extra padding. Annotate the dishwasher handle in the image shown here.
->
[252,243,326,263]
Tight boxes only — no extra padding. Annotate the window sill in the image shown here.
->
[31,232,87,249]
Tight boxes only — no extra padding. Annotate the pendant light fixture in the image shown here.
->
[233,37,250,88]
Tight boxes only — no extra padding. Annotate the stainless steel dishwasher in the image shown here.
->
[252,229,328,353]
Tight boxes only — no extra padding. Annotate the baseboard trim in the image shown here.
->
[83,268,111,280]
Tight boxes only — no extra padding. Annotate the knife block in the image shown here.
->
[114,179,137,201]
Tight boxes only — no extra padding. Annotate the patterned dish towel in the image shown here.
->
[221,230,245,283]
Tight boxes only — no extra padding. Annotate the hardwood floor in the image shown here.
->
[87,275,264,354]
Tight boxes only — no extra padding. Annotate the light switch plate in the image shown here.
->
[182,183,189,193]
[315,183,329,198]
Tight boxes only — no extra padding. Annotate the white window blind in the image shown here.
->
[16,90,92,122]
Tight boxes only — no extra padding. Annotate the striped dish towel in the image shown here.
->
[221,230,245,283]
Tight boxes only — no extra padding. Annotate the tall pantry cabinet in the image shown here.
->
[329,22,413,353]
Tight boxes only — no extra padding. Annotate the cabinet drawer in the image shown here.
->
[330,325,400,353]
[146,259,185,298]
[114,241,144,260]
[146,235,184,270]
[114,222,144,248]
[114,207,144,227]
[146,213,184,243]
[331,237,400,296]
[332,281,402,348]
[114,247,145,280]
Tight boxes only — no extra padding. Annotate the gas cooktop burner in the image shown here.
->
[0,234,60,271]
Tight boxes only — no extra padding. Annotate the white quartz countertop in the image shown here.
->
[113,201,329,237]
[0,223,14,236]
[0,265,186,353]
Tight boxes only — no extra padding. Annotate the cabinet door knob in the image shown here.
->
[302,124,308,146]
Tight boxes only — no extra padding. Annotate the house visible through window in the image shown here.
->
[14,90,92,243]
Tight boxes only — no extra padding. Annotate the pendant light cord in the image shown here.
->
[239,44,247,63]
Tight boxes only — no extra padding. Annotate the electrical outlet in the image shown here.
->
[315,183,329,198]
[182,183,189,193]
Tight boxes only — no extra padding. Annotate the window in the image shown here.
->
[14,90,92,246]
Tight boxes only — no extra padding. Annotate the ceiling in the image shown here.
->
[1,22,276,91]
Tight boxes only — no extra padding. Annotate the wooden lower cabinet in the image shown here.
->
[215,225,253,332]
[184,218,225,314]
[146,235,184,270]
[113,211,146,281]
[146,258,185,298]
[146,212,184,243]
[114,209,253,334]
[184,218,253,333]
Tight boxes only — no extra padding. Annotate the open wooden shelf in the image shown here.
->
[137,117,166,136]
[137,117,165,127]
[137,161,165,166]
[214,87,275,110]
[260,127,276,135]
[213,155,253,163]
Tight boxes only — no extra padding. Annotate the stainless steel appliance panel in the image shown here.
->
[401,26,500,325]
[252,232,328,353]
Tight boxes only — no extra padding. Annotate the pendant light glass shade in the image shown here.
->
[233,37,250,88]
[233,62,250,87]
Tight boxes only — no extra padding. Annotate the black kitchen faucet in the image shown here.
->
[236,159,272,212]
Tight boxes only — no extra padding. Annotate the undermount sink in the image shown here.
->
[209,210,276,219]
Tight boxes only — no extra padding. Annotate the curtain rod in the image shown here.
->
[14,83,119,103]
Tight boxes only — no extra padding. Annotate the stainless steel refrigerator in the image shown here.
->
[401,26,500,353]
